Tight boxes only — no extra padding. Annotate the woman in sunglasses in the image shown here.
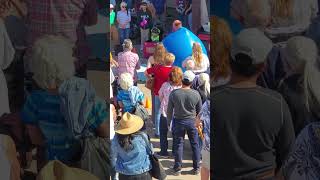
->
[117,2,132,45]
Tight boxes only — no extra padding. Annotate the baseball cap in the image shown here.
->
[231,28,273,65]
[110,4,114,9]
[182,70,195,83]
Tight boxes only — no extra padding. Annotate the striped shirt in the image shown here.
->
[117,10,131,29]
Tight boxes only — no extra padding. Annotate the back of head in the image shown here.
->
[199,73,210,96]
[211,16,233,80]
[119,73,134,90]
[172,20,182,32]
[30,35,75,90]
[242,0,271,28]
[270,0,293,18]
[192,42,203,68]
[285,36,318,73]
[153,43,166,64]
[169,66,183,86]
[164,53,175,66]
[122,39,133,51]
[231,28,273,77]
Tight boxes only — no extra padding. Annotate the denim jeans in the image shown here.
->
[159,115,168,153]
[154,95,161,136]
[119,28,130,45]
[173,119,200,170]
[119,171,152,180]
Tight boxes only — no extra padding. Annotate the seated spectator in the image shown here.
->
[20,35,108,170]
[212,28,295,179]
[117,73,144,113]
[111,112,152,180]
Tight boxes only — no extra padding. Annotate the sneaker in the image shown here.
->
[190,168,200,175]
[171,168,181,176]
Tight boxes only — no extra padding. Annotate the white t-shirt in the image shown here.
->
[182,53,210,73]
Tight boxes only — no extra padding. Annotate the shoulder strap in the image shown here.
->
[138,133,152,155]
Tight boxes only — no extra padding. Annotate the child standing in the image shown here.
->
[137,1,153,51]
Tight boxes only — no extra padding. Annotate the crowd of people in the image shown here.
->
[212,0,320,179]
[110,0,211,180]
[0,0,110,180]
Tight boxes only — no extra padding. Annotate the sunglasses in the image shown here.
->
[121,6,126,8]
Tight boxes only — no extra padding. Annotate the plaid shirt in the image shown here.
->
[117,51,140,81]
[26,0,97,62]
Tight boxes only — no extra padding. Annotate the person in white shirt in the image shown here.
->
[182,42,209,74]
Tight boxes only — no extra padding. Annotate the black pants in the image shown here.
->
[119,171,152,180]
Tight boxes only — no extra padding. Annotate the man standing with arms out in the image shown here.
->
[167,70,202,176]
[212,28,295,179]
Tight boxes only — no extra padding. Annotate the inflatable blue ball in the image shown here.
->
[163,27,208,68]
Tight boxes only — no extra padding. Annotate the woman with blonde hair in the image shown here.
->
[182,42,210,74]
[146,42,166,68]
[157,66,183,157]
[211,16,232,87]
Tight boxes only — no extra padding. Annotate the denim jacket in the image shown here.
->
[111,132,152,175]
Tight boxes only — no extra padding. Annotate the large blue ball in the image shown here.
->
[163,27,208,68]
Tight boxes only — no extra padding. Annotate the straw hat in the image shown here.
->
[37,160,99,180]
[115,112,144,135]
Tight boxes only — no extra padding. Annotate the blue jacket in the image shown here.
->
[111,132,152,175]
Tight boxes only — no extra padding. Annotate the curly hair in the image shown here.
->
[211,16,232,81]
[169,66,183,86]
[30,35,75,90]
[153,43,167,65]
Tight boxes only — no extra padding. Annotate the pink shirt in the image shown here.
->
[159,82,181,117]
[117,51,140,81]
[26,0,97,63]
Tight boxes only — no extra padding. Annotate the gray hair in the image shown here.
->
[29,35,75,89]
[122,39,133,51]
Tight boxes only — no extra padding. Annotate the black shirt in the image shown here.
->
[212,86,295,179]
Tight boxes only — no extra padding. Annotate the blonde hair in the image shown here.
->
[164,53,175,66]
[30,35,75,90]
[153,43,166,65]
[199,73,210,97]
[271,0,293,18]
[211,16,232,81]
[192,43,203,68]
[119,73,134,90]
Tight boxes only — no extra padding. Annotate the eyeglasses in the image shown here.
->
[121,6,126,8]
